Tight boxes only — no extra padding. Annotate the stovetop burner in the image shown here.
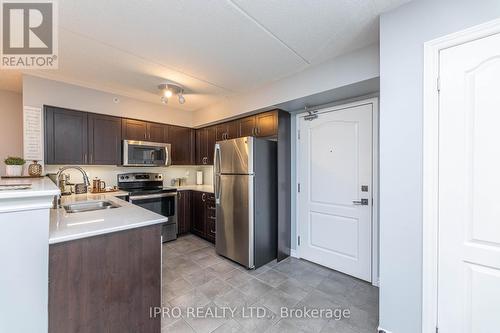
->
[117,172,175,194]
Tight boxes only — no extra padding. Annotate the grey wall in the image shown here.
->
[0,90,23,175]
[379,0,500,332]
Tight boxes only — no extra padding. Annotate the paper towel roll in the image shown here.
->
[196,171,203,185]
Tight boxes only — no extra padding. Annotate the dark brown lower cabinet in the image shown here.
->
[191,191,206,238]
[206,194,216,243]
[177,190,192,235]
[49,225,162,333]
[190,191,215,243]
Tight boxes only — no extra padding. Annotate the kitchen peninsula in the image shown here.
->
[49,190,167,333]
[0,177,167,333]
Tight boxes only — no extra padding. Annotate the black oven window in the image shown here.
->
[134,196,175,217]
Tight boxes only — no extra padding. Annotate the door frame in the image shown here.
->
[422,18,500,333]
[294,97,379,286]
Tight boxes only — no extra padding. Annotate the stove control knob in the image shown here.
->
[125,176,129,179]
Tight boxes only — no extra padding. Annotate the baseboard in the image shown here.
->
[290,249,299,258]
[372,277,380,287]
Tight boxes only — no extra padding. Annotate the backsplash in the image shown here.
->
[44,165,213,188]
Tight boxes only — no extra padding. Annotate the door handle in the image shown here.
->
[352,199,369,206]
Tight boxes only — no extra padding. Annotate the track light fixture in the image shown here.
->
[158,83,186,105]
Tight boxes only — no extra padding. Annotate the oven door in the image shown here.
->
[123,140,171,166]
[129,192,177,242]
[129,192,177,219]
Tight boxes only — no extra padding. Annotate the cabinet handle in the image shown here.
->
[178,192,182,199]
[202,193,206,201]
[84,153,87,163]
[144,133,147,139]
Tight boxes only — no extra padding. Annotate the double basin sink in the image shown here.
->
[63,200,121,214]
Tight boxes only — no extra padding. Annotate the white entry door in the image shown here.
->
[438,32,500,332]
[298,102,373,282]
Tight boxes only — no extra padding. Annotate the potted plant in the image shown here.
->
[4,156,26,177]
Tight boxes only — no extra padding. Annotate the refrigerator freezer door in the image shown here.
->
[215,174,254,268]
[216,137,253,175]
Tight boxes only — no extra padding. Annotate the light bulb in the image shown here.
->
[164,89,173,98]
[178,94,185,104]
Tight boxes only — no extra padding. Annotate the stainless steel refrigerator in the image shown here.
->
[214,136,277,269]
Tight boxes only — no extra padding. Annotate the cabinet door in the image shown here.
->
[195,128,207,165]
[177,191,192,235]
[255,111,278,137]
[215,123,227,142]
[168,125,195,165]
[147,123,165,143]
[206,126,216,165]
[44,106,88,165]
[191,191,206,238]
[238,116,256,137]
[88,114,122,165]
[226,120,239,140]
[122,119,148,141]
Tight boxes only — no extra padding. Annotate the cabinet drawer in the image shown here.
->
[206,217,216,243]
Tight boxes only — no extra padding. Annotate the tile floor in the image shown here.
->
[161,234,378,333]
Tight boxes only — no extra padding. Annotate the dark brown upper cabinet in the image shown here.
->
[147,122,166,143]
[255,111,278,137]
[121,119,148,141]
[88,114,122,165]
[45,106,89,165]
[238,116,257,137]
[195,126,216,165]
[167,125,195,165]
[122,119,166,143]
[215,121,238,141]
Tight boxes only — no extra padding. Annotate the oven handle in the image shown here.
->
[129,192,177,201]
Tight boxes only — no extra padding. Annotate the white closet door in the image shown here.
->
[438,32,500,332]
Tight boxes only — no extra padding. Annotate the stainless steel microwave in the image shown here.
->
[122,140,171,166]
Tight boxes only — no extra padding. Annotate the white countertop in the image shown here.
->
[0,177,59,200]
[49,191,167,244]
[165,184,214,193]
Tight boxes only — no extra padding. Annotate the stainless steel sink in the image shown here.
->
[63,200,121,213]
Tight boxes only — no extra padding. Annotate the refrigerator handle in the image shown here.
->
[214,143,221,174]
[215,174,221,204]
[214,144,222,204]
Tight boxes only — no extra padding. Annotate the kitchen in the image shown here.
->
[1,93,293,332]
[0,1,391,332]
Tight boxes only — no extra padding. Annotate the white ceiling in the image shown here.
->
[1,0,409,111]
